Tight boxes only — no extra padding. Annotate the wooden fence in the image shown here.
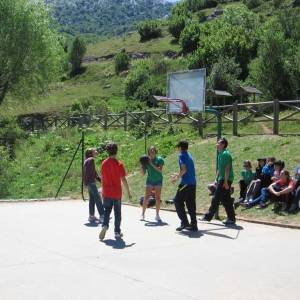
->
[18,99,300,136]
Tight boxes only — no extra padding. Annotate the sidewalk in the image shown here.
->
[0,200,299,300]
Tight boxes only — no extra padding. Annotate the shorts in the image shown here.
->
[146,180,163,189]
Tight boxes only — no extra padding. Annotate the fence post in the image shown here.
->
[104,112,108,130]
[197,113,203,138]
[233,101,238,136]
[273,99,279,135]
[124,111,128,131]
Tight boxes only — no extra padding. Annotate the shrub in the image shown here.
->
[179,21,201,54]
[137,20,162,42]
[149,57,168,75]
[125,64,150,99]
[124,60,166,102]
[114,50,130,74]
[168,15,186,41]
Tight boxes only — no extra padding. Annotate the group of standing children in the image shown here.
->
[83,137,237,241]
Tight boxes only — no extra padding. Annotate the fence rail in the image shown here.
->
[17,100,300,136]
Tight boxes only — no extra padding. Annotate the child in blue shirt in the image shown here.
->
[171,140,197,232]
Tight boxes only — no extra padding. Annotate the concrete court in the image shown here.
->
[0,200,299,300]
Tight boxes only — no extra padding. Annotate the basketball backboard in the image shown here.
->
[167,68,206,113]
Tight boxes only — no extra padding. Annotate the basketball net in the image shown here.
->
[153,96,189,114]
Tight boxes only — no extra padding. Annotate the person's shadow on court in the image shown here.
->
[102,238,136,250]
[177,230,203,238]
[84,222,99,227]
[144,220,169,227]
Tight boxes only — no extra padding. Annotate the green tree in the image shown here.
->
[69,36,87,76]
[179,21,201,54]
[0,0,64,104]
[249,16,300,100]
[168,15,186,41]
[188,5,260,79]
[208,56,241,94]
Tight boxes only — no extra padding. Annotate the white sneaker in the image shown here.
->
[140,214,145,221]
[99,226,108,241]
[115,232,123,238]
[99,215,104,223]
[155,215,162,222]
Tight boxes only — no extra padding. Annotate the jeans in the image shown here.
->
[88,182,104,216]
[248,187,269,207]
[103,198,122,233]
[205,180,235,222]
[174,184,197,227]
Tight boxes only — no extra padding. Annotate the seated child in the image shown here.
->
[238,160,254,203]
[245,160,285,208]
[244,158,266,202]
[245,157,275,202]
[270,170,295,212]
[271,160,285,182]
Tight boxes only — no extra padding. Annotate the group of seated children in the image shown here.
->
[236,157,300,213]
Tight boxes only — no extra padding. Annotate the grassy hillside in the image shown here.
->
[87,26,180,57]
[2,126,197,199]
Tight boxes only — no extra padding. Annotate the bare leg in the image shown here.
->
[142,187,152,218]
[154,186,162,217]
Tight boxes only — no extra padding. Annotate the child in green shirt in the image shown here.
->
[239,160,254,203]
[140,146,164,222]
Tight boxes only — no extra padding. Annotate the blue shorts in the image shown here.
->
[146,180,163,189]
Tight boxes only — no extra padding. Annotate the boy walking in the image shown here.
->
[172,140,198,232]
[202,137,236,225]
[99,143,132,240]
[83,148,104,223]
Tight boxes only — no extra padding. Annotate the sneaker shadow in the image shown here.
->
[199,220,244,231]
[144,221,169,227]
[102,238,136,250]
[202,227,242,240]
[177,230,203,238]
[84,222,99,227]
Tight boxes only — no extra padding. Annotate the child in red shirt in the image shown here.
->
[99,143,132,241]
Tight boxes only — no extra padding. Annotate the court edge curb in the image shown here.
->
[123,202,300,230]
[0,198,299,230]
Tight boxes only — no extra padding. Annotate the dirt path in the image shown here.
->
[260,123,273,134]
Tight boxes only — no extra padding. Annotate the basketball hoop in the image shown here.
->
[152,96,189,114]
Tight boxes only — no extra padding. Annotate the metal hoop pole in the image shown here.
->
[55,137,83,199]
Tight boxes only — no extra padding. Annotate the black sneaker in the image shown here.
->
[223,219,236,226]
[176,224,189,231]
[186,225,198,232]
